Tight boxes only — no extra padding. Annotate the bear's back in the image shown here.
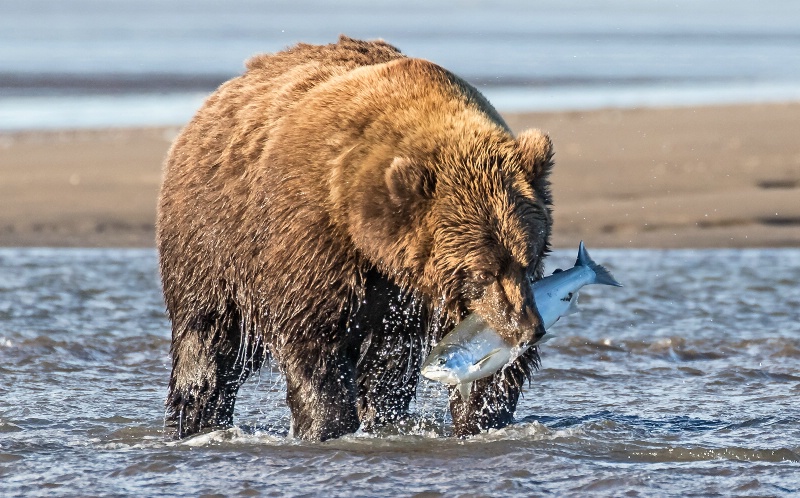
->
[158,38,415,302]
[164,37,405,178]
[159,37,515,301]
[245,36,406,82]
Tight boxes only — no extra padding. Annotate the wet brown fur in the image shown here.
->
[157,36,554,440]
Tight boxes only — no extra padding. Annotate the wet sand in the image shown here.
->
[2,103,799,248]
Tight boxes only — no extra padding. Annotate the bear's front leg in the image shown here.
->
[281,342,360,441]
[448,347,540,436]
[356,327,426,431]
[350,269,427,431]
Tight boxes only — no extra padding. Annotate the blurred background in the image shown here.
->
[2,0,800,130]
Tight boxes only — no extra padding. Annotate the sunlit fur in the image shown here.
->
[158,36,554,440]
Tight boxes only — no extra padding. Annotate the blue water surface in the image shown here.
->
[1,0,800,129]
[1,248,798,497]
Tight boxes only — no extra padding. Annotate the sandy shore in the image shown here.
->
[2,103,799,248]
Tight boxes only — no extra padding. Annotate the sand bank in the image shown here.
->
[1,103,798,248]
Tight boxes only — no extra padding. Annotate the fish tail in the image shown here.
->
[576,241,623,287]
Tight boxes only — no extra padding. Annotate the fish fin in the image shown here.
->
[536,333,556,345]
[457,382,472,400]
[565,292,580,315]
[476,348,502,368]
[576,241,623,287]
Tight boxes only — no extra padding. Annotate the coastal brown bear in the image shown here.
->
[157,36,554,441]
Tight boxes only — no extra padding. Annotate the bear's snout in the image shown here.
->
[471,273,545,346]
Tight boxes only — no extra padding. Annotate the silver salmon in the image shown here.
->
[420,241,622,399]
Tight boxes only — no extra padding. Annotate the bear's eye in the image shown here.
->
[473,271,495,284]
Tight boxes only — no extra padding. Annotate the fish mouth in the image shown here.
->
[420,365,459,385]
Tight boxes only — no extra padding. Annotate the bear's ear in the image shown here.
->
[385,157,436,207]
[516,129,554,183]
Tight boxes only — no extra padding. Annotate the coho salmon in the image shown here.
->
[420,241,622,399]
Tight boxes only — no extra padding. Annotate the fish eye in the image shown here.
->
[437,358,446,366]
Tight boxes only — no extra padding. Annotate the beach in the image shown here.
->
[2,102,797,249]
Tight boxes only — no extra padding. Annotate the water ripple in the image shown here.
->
[2,248,800,497]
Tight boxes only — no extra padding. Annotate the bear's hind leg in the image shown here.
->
[280,339,360,441]
[165,305,264,438]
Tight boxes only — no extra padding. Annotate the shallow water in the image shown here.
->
[1,248,799,497]
[2,0,800,129]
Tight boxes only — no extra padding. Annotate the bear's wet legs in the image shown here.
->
[165,308,264,438]
[448,377,520,436]
[448,347,539,436]
[281,343,360,441]
[355,328,425,431]
[350,269,427,431]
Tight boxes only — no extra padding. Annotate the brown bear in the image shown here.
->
[157,36,554,441]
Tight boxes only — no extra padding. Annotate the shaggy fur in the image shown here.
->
[157,36,554,440]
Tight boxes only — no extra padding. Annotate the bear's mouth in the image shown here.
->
[463,277,544,346]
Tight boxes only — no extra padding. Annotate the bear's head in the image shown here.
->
[356,128,554,346]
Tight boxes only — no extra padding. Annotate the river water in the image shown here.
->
[2,0,800,129]
[1,248,798,496]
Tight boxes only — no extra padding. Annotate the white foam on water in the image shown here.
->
[179,426,285,447]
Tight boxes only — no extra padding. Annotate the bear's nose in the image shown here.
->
[471,276,544,346]
[503,274,545,345]
[517,303,546,345]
